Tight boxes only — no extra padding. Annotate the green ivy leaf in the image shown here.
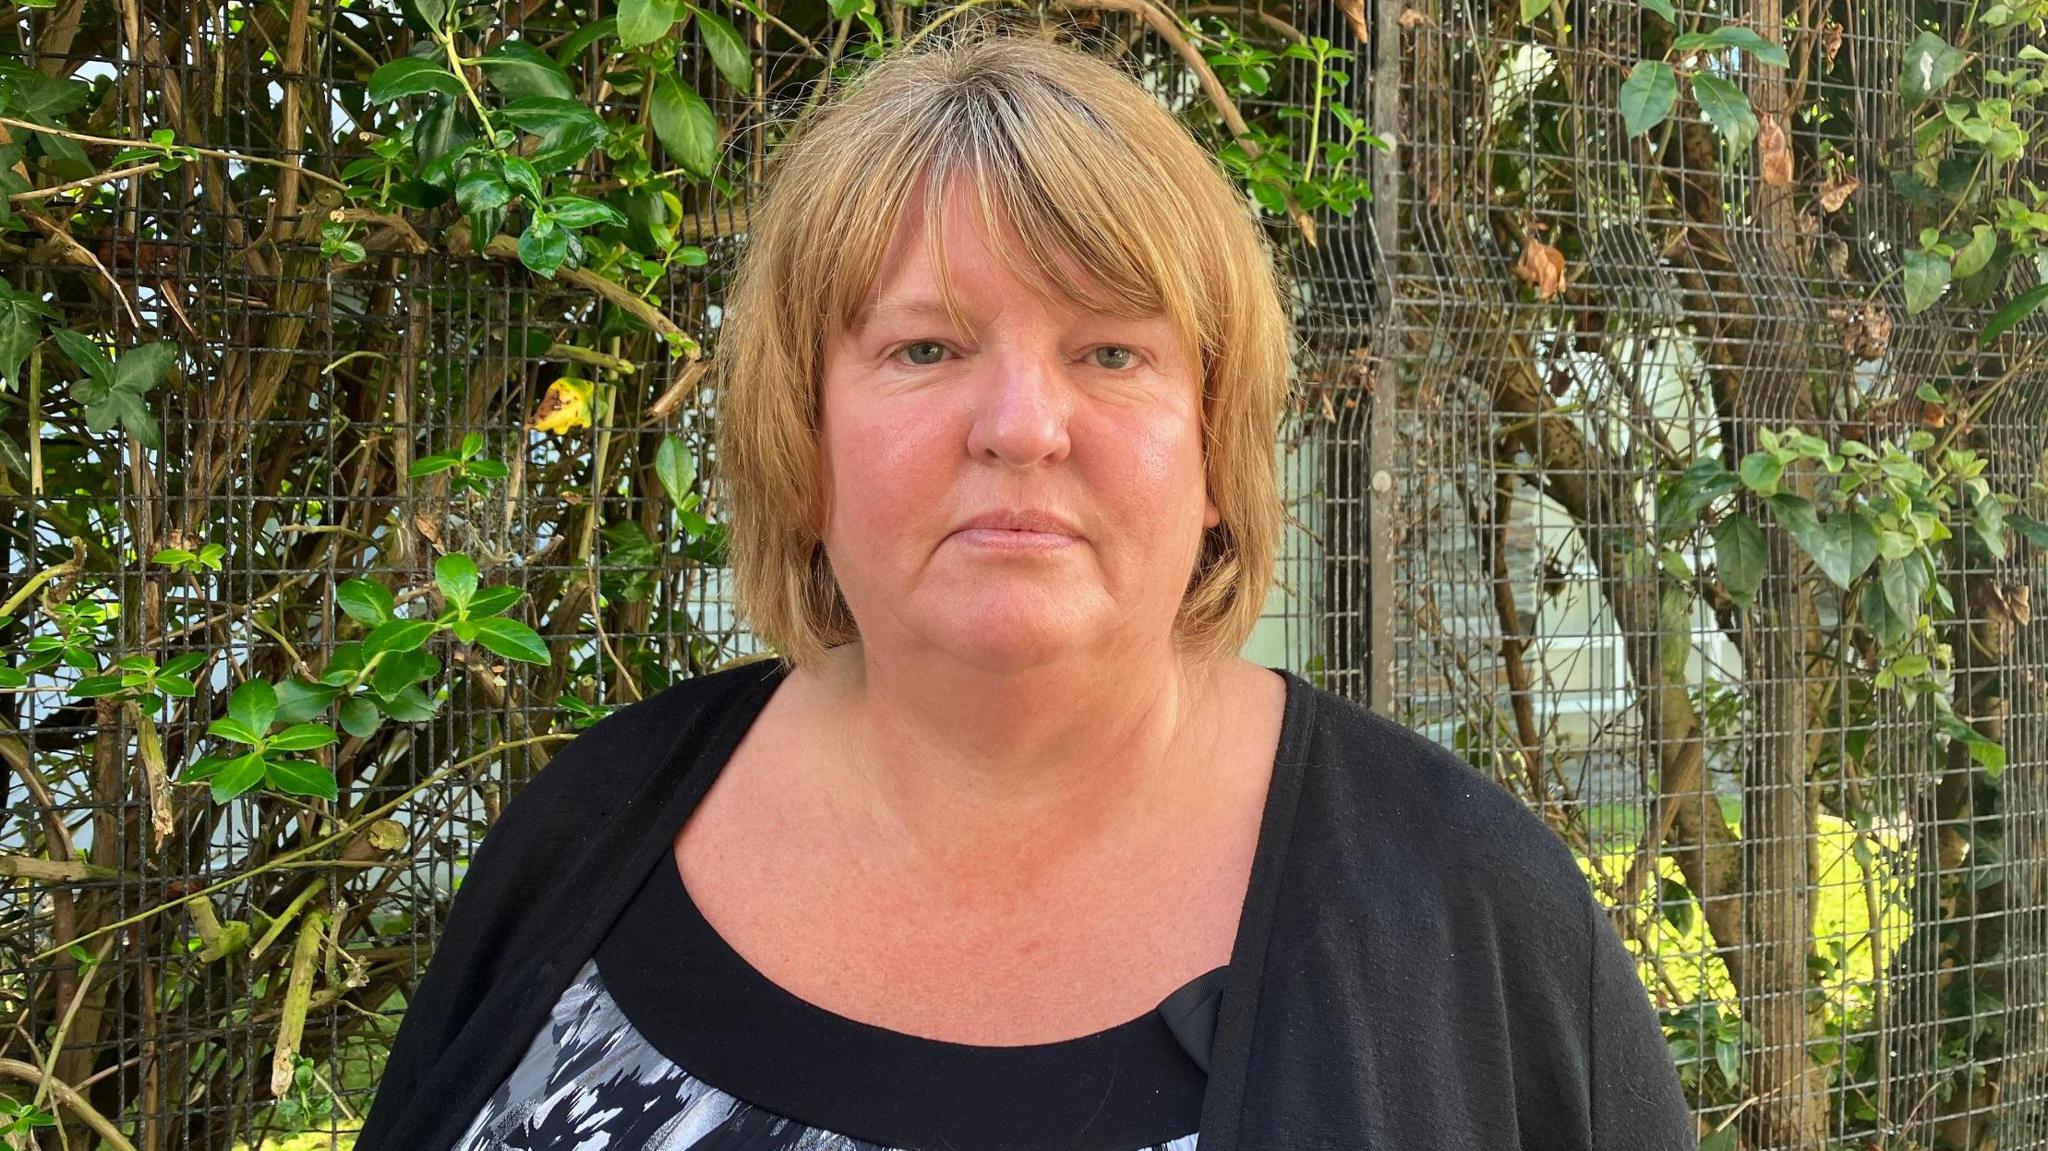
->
[1671,26,1790,68]
[339,696,384,739]
[652,71,718,178]
[210,752,268,803]
[1981,284,2048,345]
[1901,30,1967,105]
[456,166,514,215]
[68,674,127,698]
[555,17,618,62]
[619,0,684,47]
[1659,876,1695,935]
[273,679,340,724]
[434,554,480,609]
[1619,61,1677,138]
[466,585,523,618]
[1903,247,1951,314]
[2010,513,2048,549]
[0,277,54,389]
[1690,74,1758,152]
[655,435,697,509]
[179,754,233,783]
[500,98,608,174]
[267,723,338,752]
[1879,554,1930,629]
[476,41,575,102]
[381,684,441,722]
[227,679,278,736]
[690,4,754,92]
[368,58,466,103]
[517,215,572,277]
[1952,225,1996,281]
[365,619,435,656]
[265,759,340,801]
[471,617,552,665]
[1712,512,1766,608]
[1737,450,1783,495]
[1519,0,1548,23]
[336,578,396,625]
[374,648,441,698]
[1658,458,1739,539]
[398,0,449,34]
[1641,0,1675,22]
[1833,511,1880,587]
[547,195,627,229]
[207,715,264,746]
[413,94,478,186]
[51,328,111,384]
[114,340,177,396]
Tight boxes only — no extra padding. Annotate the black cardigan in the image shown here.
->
[359,658,1697,1150]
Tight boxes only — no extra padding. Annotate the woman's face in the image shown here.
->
[817,178,1217,672]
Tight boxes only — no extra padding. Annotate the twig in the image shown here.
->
[0,116,349,192]
[0,1059,140,1151]
[0,855,135,883]
[30,934,116,1118]
[32,732,577,962]
[0,553,81,618]
[19,209,141,329]
[248,876,327,961]
[545,342,638,375]
[269,911,325,1097]
[7,160,163,203]
[445,222,702,356]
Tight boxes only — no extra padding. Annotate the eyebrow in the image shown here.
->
[853,298,958,335]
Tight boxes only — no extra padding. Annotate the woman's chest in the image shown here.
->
[672,754,1271,1045]
[674,805,1251,1045]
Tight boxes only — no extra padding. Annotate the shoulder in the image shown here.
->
[1287,677,1593,941]
[484,655,786,850]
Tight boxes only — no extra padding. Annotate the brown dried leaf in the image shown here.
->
[1339,0,1369,43]
[1759,117,1793,187]
[1841,302,1892,362]
[1822,21,1845,67]
[1399,7,1433,28]
[1819,175,1861,213]
[1513,237,1567,301]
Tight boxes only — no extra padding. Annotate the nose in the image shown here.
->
[964,348,1071,468]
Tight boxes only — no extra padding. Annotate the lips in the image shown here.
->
[954,509,1082,537]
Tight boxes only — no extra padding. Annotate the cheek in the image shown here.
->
[1113,405,1208,511]
[822,393,957,525]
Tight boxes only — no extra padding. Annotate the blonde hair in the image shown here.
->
[713,21,1295,673]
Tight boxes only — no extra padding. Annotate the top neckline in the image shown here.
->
[586,658,1318,1151]
[595,843,1215,1149]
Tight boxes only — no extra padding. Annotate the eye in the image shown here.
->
[893,340,951,366]
[1088,345,1140,370]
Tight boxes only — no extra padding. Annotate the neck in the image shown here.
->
[810,640,1223,891]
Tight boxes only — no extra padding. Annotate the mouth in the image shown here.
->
[949,526,1079,552]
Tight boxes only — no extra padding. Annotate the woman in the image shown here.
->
[361,26,1695,1151]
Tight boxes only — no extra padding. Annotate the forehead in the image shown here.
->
[847,172,1140,335]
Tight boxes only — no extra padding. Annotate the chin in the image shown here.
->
[936,603,1092,670]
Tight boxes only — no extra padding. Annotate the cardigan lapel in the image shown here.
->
[399,660,790,1151]
[1192,671,1317,1151]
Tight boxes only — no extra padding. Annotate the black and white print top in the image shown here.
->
[453,847,1225,1151]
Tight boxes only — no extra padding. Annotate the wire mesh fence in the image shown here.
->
[0,0,2044,1148]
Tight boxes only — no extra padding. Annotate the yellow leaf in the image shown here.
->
[531,376,595,434]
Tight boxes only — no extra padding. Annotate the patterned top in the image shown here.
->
[454,850,1223,1151]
